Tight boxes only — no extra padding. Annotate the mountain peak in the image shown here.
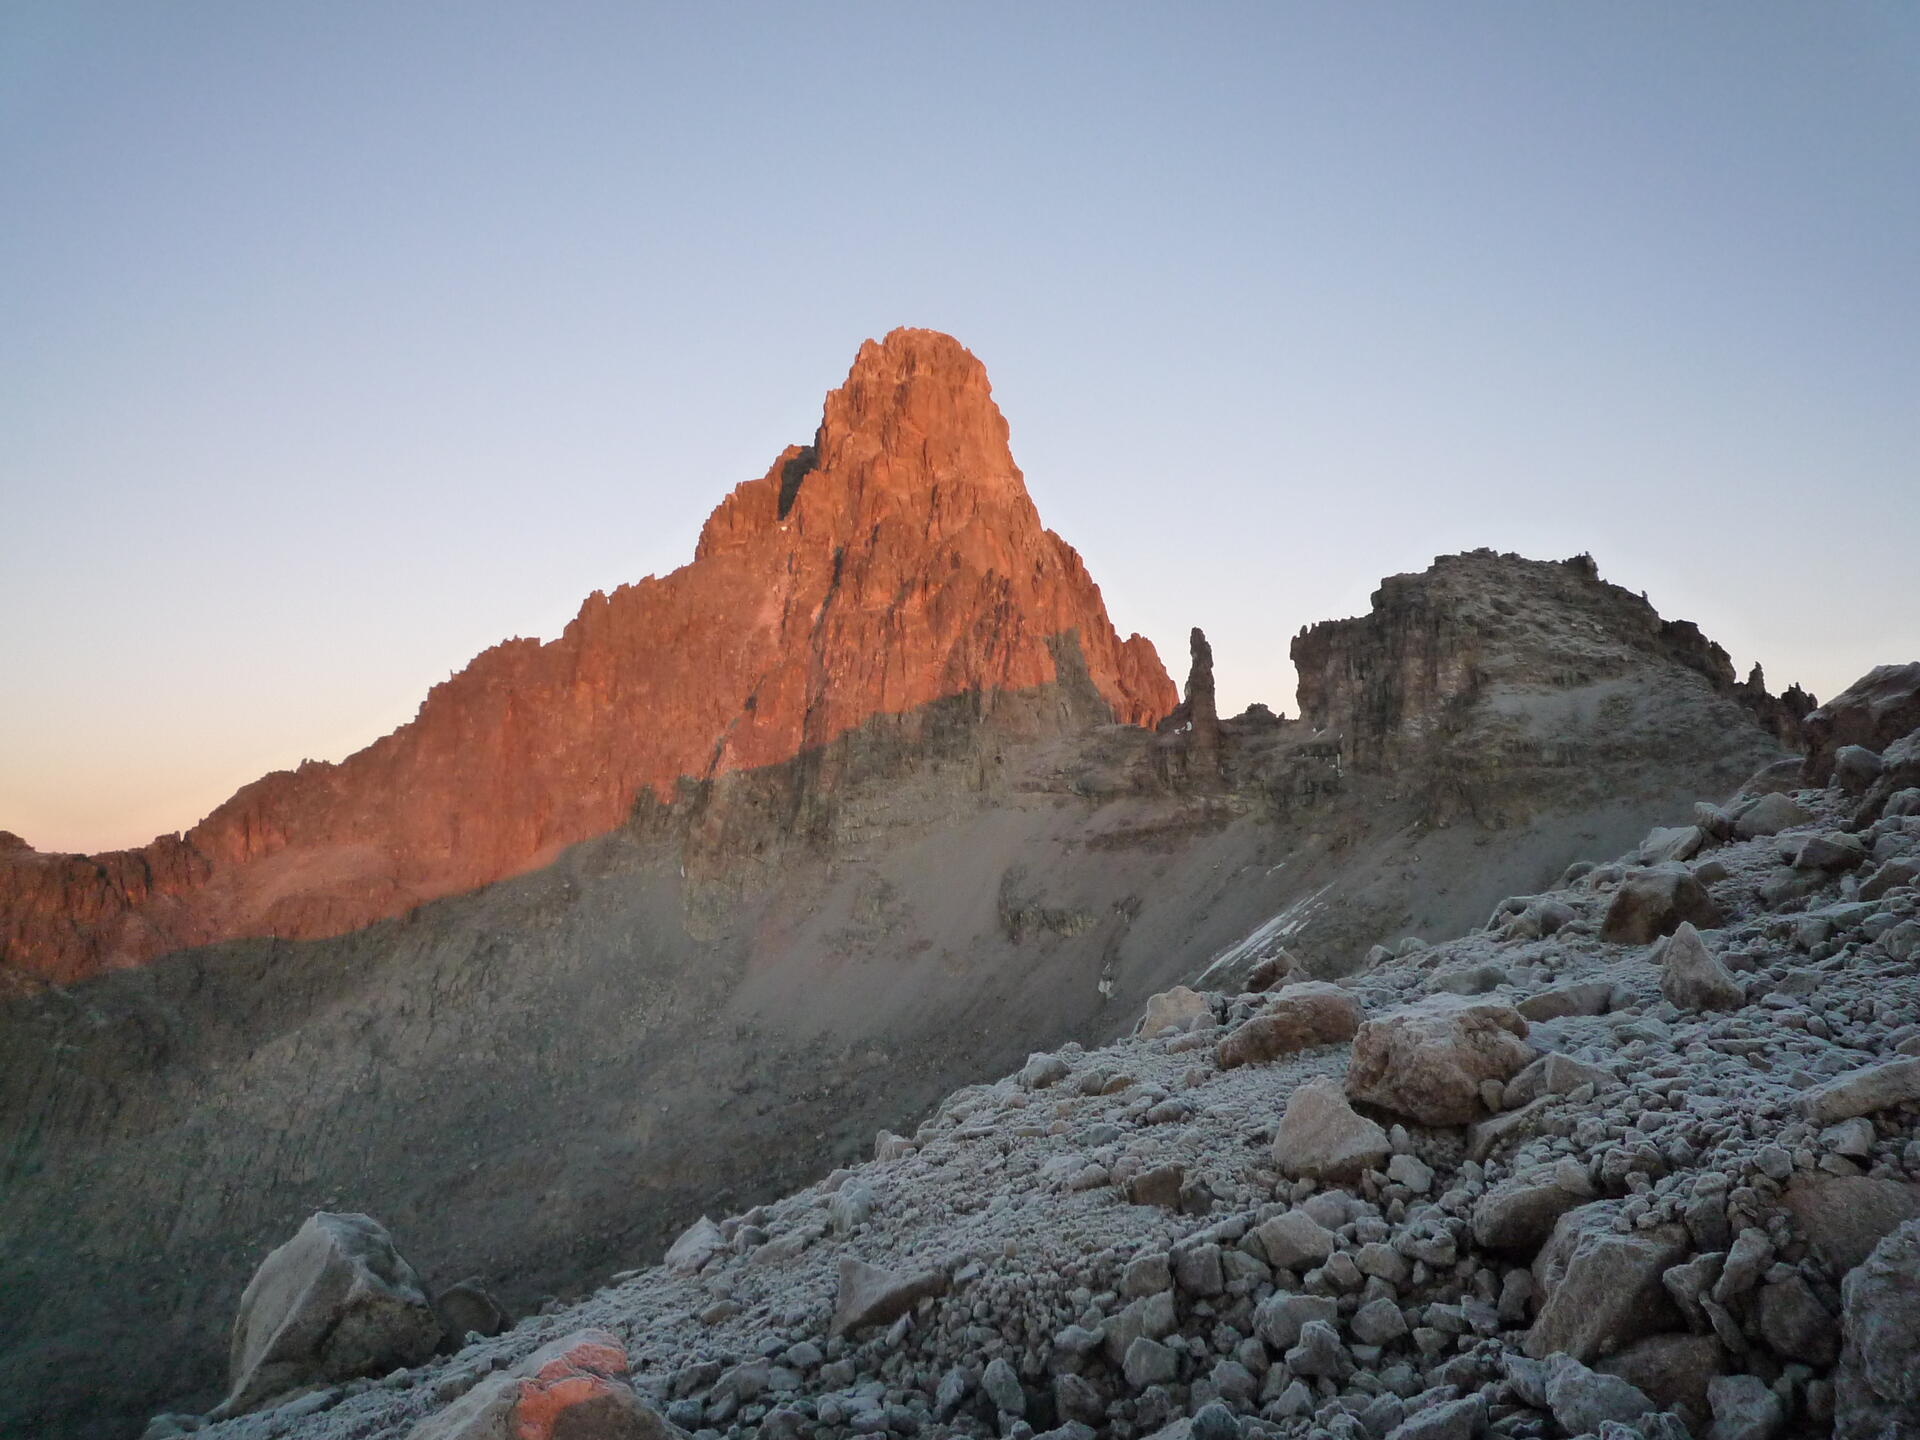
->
[697,328,1028,561]
[0,335,1173,984]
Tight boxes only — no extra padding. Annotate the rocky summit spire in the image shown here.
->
[0,331,1175,984]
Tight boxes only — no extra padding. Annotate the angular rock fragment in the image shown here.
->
[1526,1203,1688,1362]
[664,1216,725,1275]
[1653,922,1744,1012]
[829,1256,948,1336]
[1600,865,1723,944]
[1249,1209,1338,1270]
[1504,1052,1618,1108]
[1214,982,1363,1068]
[1641,825,1705,864]
[1517,981,1613,1022]
[1345,994,1533,1126]
[1799,1056,1920,1125]
[1138,986,1213,1037]
[1860,855,1920,901]
[1784,831,1867,871]
[1835,1219,1920,1439]
[1271,1076,1390,1181]
[218,1211,443,1419]
[1733,791,1814,839]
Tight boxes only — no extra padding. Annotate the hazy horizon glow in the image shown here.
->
[4,4,1916,854]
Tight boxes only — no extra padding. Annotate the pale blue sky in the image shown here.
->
[3,3,1916,853]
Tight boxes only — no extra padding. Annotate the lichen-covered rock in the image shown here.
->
[407,1329,675,1440]
[218,1212,443,1418]
[1345,994,1533,1126]
[1214,983,1362,1068]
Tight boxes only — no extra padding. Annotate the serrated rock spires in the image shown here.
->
[0,329,1174,984]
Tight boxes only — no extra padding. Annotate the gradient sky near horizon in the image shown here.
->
[4,3,1917,855]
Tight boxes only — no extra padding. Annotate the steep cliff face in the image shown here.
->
[1290,549,1794,822]
[0,330,1173,985]
[1800,661,1920,785]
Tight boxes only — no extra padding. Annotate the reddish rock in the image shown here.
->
[410,1329,670,1440]
[0,331,1174,985]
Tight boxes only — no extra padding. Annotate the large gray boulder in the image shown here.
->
[1214,983,1362,1068]
[1600,866,1722,944]
[1345,994,1533,1126]
[218,1212,443,1418]
[1654,922,1744,1012]
[1270,1076,1390,1181]
[1525,1203,1688,1362]
[1837,1219,1920,1438]
[1799,1057,1920,1126]
[830,1256,948,1336]
[1782,1175,1920,1274]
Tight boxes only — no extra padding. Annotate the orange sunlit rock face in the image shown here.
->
[0,330,1174,984]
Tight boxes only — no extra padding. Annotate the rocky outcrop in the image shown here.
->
[0,331,1173,985]
[1802,662,1920,786]
[1734,663,1815,749]
[1155,628,1224,788]
[1290,549,1794,822]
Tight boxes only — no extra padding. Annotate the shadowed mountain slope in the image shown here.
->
[0,539,1793,1437]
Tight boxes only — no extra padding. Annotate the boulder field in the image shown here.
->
[161,700,1920,1440]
